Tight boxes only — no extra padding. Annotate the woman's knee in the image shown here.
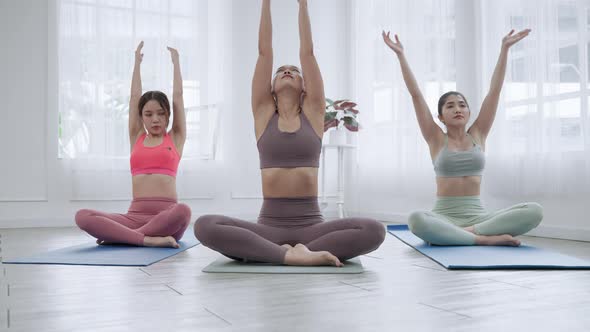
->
[173,203,192,226]
[522,202,543,228]
[362,218,386,246]
[408,211,430,235]
[193,214,225,243]
[74,209,94,230]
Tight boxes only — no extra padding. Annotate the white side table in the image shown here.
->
[320,143,356,219]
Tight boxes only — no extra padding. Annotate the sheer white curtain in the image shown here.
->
[57,0,226,160]
[481,0,590,197]
[351,0,590,221]
[352,0,456,204]
[56,0,229,198]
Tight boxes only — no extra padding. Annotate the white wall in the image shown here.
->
[0,0,349,228]
[0,0,48,202]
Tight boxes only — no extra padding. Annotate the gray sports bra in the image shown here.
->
[433,133,485,177]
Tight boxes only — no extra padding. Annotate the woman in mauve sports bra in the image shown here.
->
[382,29,543,246]
[75,42,191,248]
[194,0,385,266]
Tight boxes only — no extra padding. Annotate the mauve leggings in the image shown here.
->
[194,197,386,263]
[75,197,191,246]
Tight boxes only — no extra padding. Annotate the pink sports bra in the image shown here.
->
[130,133,180,177]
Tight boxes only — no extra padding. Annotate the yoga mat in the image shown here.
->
[2,236,199,267]
[387,224,590,270]
[202,256,364,274]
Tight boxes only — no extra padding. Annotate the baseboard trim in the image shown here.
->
[526,225,590,242]
[0,198,49,202]
[0,217,72,229]
[69,196,215,202]
[230,193,339,200]
[0,209,342,229]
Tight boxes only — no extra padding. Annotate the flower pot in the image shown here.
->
[346,131,358,145]
[328,129,347,145]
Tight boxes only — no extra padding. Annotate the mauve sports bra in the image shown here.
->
[257,111,322,169]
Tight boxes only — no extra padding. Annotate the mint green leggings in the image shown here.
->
[408,196,543,245]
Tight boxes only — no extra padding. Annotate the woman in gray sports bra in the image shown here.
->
[382,29,543,246]
[193,0,385,266]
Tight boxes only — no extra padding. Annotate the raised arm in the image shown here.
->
[382,32,442,144]
[129,41,144,144]
[167,46,186,155]
[471,29,531,141]
[251,0,275,114]
[299,0,324,113]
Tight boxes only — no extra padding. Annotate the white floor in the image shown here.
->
[1,224,589,332]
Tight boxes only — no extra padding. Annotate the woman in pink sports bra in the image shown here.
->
[74,42,191,248]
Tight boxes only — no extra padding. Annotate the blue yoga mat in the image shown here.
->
[2,236,199,267]
[387,224,590,270]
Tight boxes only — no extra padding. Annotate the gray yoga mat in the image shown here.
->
[202,256,364,274]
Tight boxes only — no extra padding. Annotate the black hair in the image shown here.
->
[437,91,469,116]
[138,90,171,126]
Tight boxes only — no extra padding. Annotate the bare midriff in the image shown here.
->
[132,174,177,199]
[261,167,318,198]
[436,176,481,197]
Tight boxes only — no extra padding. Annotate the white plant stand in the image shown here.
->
[320,142,356,219]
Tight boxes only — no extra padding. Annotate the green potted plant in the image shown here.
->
[324,98,359,144]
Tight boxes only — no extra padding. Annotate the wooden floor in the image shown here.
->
[1,224,590,332]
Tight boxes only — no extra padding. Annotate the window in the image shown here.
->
[57,0,220,160]
[499,0,590,154]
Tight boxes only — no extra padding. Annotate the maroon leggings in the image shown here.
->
[75,197,191,246]
[194,197,385,263]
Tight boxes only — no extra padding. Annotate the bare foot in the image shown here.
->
[281,244,293,250]
[143,236,180,248]
[463,227,521,246]
[284,244,343,267]
[475,234,521,246]
[463,226,476,234]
